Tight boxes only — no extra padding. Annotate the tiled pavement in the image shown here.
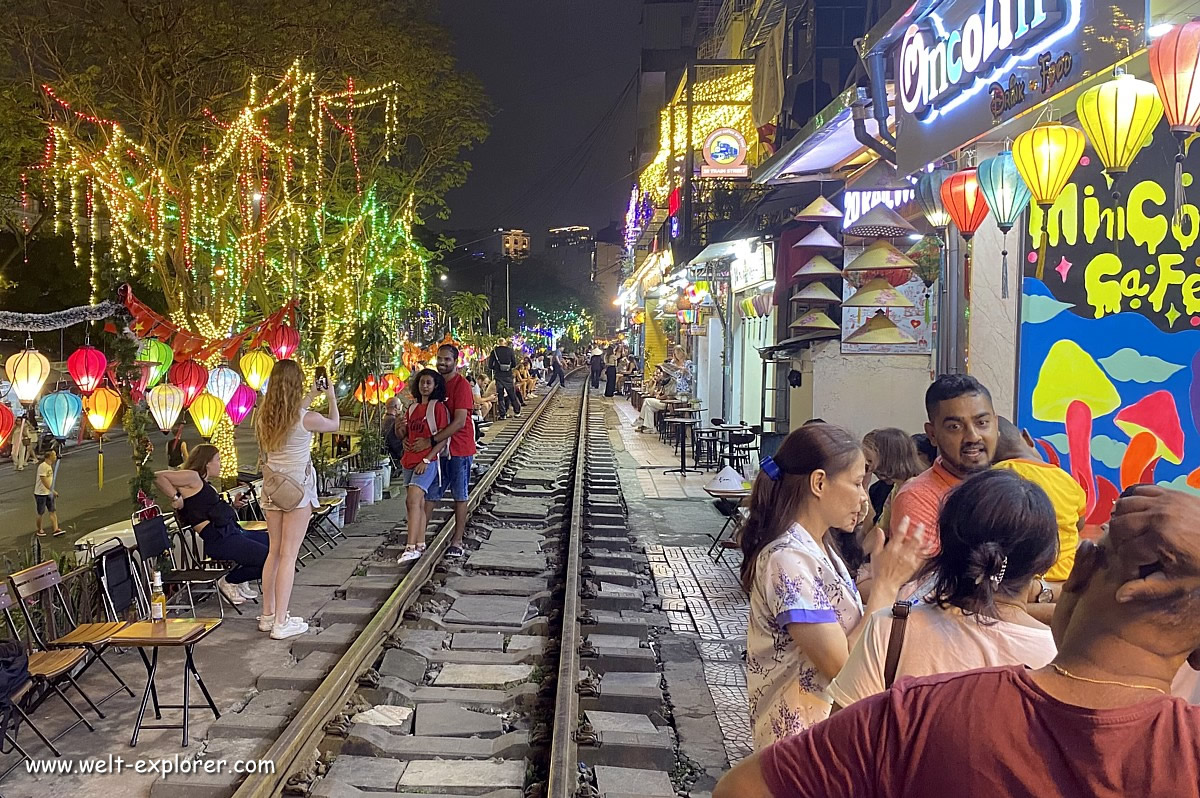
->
[604,393,753,765]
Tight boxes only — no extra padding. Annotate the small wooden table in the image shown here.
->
[110,619,222,746]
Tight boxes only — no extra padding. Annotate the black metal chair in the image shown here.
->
[135,515,239,618]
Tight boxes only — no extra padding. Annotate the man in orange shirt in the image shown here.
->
[889,375,997,547]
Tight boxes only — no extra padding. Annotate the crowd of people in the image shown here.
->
[715,373,1200,795]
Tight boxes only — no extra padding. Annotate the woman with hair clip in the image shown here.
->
[742,423,927,750]
[255,359,340,639]
[825,469,1058,709]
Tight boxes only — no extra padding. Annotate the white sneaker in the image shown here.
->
[398,547,423,564]
[216,576,246,605]
[271,615,309,640]
[257,614,275,632]
[237,581,259,600]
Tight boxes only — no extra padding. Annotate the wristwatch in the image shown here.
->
[1034,577,1054,603]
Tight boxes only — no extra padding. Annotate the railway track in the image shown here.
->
[234,376,682,798]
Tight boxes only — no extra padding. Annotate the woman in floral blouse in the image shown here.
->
[740,423,926,749]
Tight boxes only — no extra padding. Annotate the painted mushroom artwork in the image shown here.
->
[1113,390,1185,490]
[1031,340,1121,524]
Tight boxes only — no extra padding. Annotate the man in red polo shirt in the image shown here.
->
[414,343,475,558]
[888,374,997,548]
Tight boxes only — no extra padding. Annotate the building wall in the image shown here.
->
[696,316,725,423]
[966,214,1020,419]
[807,341,932,439]
[643,298,670,384]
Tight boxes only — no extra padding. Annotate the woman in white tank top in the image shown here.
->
[254,359,340,640]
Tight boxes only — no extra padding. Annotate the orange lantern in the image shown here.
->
[1150,20,1200,217]
[84,386,121,489]
[0,403,12,447]
[939,168,990,240]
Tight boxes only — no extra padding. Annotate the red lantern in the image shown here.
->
[0,403,13,446]
[225,383,257,426]
[939,168,990,240]
[1149,20,1200,217]
[169,360,209,408]
[267,325,299,360]
[67,345,108,395]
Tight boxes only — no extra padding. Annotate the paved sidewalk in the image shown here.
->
[601,391,752,773]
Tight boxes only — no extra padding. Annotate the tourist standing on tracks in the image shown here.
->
[412,343,475,559]
[488,339,522,420]
[396,369,450,564]
[740,423,926,749]
[603,346,618,397]
[549,346,567,387]
[589,346,604,389]
[256,360,341,640]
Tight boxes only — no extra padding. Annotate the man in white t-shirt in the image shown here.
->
[34,449,62,537]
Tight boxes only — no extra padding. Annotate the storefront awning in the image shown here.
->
[753,87,886,184]
[688,238,759,268]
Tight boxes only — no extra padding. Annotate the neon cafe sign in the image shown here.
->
[844,188,916,228]
[898,0,1079,122]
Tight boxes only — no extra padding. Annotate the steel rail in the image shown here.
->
[545,380,589,797]
[234,378,574,798]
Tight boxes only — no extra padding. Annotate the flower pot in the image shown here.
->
[342,485,361,524]
[349,471,376,505]
[378,459,393,488]
[323,487,347,528]
[372,468,385,500]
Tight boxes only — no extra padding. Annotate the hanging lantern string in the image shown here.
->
[0,301,122,332]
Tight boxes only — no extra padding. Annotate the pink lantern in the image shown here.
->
[267,325,300,360]
[225,383,256,426]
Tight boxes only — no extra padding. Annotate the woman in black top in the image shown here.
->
[166,422,189,468]
[155,444,269,607]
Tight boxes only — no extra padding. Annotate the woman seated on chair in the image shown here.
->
[155,444,268,608]
[473,373,497,419]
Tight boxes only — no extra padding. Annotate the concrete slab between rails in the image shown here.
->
[464,551,548,573]
[380,648,429,683]
[317,599,383,626]
[592,765,676,797]
[343,575,403,602]
[343,725,529,760]
[587,647,659,674]
[291,622,365,658]
[435,616,549,636]
[312,781,523,798]
[579,729,676,770]
[487,497,555,519]
[318,536,386,559]
[443,594,535,626]
[433,663,533,688]
[414,703,505,738]
[398,759,527,794]
[293,556,366,586]
[584,611,649,639]
[472,526,547,543]
[451,631,505,651]
[429,648,542,667]
[583,566,640,587]
[471,538,544,554]
[326,755,408,790]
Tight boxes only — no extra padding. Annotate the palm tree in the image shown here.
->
[450,291,490,333]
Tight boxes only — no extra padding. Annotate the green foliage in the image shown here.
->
[110,328,156,506]
[449,291,490,333]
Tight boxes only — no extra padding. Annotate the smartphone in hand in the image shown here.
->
[315,365,329,391]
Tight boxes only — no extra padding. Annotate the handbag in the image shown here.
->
[261,455,309,512]
[882,600,913,688]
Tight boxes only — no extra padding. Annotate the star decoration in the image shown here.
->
[1166,304,1181,327]
[1054,256,1073,282]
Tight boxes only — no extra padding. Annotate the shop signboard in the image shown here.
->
[1018,125,1200,528]
[892,0,1144,174]
[701,128,751,178]
[729,244,772,292]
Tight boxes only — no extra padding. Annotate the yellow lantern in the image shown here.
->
[83,386,121,489]
[5,346,51,405]
[1012,122,1086,208]
[85,387,122,433]
[239,350,274,392]
[188,391,225,439]
[1076,74,1163,178]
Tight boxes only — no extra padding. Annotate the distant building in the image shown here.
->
[498,228,530,260]
[546,226,595,290]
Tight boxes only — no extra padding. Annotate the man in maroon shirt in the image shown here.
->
[716,484,1200,798]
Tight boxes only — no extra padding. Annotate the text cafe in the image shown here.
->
[867,0,1200,526]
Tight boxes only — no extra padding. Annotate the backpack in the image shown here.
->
[0,640,30,704]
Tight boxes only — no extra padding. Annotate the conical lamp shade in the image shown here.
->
[843,204,917,238]
[793,196,843,222]
[790,310,840,330]
[790,282,842,304]
[706,466,747,492]
[844,241,918,272]
[843,277,915,308]
[793,255,843,280]
[791,227,843,250]
[844,311,916,344]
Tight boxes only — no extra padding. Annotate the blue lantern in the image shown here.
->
[915,168,953,230]
[976,151,1032,298]
[39,390,83,440]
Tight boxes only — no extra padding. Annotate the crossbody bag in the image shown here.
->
[882,600,913,688]
[411,401,447,481]
[261,454,311,512]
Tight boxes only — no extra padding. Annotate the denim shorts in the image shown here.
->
[428,455,472,502]
[402,463,440,496]
[34,494,55,514]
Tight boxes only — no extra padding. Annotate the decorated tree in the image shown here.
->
[449,292,490,334]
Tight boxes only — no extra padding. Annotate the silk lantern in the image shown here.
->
[148,383,185,433]
[84,386,121,489]
[137,339,174,388]
[67,345,107,395]
[0,403,12,447]
[225,383,256,426]
[1013,122,1085,279]
[1150,19,1200,218]
[207,365,242,404]
[915,168,953,230]
[5,346,51,405]
[239,350,273,392]
[39,390,82,440]
[169,360,208,408]
[1076,74,1164,179]
[267,325,299,360]
[941,168,990,302]
[977,152,1032,298]
[188,392,225,439]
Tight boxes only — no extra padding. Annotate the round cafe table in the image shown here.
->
[664,417,701,476]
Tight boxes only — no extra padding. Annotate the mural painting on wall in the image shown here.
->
[1019,126,1200,526]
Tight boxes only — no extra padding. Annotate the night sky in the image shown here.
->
[436,1,643,248]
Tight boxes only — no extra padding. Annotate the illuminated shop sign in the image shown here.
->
[890,0,1143,174]
[844,188,917,228]
[701,128,751,178]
